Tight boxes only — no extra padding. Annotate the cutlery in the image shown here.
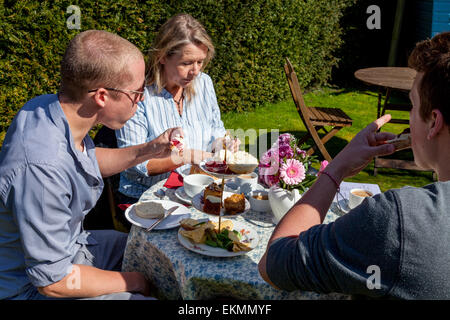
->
[145,206,178,232]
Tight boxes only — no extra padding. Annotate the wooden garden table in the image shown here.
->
[354,67,416,123]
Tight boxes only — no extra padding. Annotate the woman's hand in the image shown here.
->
[326,114,397,181]
[212,136,241,153]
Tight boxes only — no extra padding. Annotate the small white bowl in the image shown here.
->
[249,190,270,212]
[183,174,215,198]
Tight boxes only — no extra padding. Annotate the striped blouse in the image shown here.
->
[115,72,226,199]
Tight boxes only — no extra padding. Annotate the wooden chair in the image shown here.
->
[284,57,353,162]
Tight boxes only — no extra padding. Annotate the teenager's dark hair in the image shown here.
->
[408,31,450,125]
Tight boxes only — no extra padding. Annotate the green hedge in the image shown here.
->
[0,0,355,145]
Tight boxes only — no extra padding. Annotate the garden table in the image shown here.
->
[354,67,423,174]
[121,178,378,300]
[354,67,416,123]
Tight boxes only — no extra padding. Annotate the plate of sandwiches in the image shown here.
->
[177,218,259,257]
[192,182,250,218]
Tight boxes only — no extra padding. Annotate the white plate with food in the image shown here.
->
[177,218,259,257]
[198,160,238,178]
[192,190,250,218]
[125,200,191,230]
[174,186,193,204]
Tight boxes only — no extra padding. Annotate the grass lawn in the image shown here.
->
[221,87,434,192]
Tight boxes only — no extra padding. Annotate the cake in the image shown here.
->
[202,182,223,215]
[224,193,245,215]
[134,201,165,219]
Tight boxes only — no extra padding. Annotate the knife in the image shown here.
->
[145,206,178,232]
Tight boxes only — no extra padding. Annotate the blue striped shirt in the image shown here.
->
[115,72,226,199]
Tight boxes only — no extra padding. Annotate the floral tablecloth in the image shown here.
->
[121,179,351,300]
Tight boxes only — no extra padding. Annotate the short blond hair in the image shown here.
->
[146,14,215,100]
[59,30,143,102]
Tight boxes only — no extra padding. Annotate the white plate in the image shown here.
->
[192,190,250,218]
[174,186,192,204]
[198,160,241,178]
[125,200,191,230]
[177,219,259,257]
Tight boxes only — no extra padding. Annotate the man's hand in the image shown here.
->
[147,127,184,159]
[326,114,396,181]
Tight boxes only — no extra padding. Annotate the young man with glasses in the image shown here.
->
[0,30,181,300]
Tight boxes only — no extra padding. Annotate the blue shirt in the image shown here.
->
[115,72,226,199]
[0,94,104,299]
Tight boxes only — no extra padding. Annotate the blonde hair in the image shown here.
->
[146,14,215,100]
[59,30,143,102]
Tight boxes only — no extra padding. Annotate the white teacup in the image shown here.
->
[234,172,258,187]
[183,174,215,198]
[348,188,373,209]
[249,190,270,213]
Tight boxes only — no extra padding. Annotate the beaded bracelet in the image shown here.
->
[319,170,340,192]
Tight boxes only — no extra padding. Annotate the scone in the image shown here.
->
[224,193,245,215]
[227,151,258,174]
[134,201,165,219]
[170,134,184,153]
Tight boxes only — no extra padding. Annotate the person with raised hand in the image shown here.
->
[0,30,182,300]
[259,31,450,299]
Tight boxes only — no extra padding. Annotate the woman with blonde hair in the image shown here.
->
[116,14,233,202]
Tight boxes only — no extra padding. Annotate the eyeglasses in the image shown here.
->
[88,84,145,105]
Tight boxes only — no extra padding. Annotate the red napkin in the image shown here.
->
[163,171,184,189]
[117,204,132,211]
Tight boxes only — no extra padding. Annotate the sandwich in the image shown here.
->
[386,128,411,151]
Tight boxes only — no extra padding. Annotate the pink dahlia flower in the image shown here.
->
[279,159,305,185]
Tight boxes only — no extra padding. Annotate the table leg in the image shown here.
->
[377,88,382,119]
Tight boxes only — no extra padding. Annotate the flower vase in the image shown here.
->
[268,186,301,224]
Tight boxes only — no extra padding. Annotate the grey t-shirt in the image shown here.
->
[266,181,450,299]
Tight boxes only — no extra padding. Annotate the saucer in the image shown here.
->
[174,187,193,204]
[335,198,351,214]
